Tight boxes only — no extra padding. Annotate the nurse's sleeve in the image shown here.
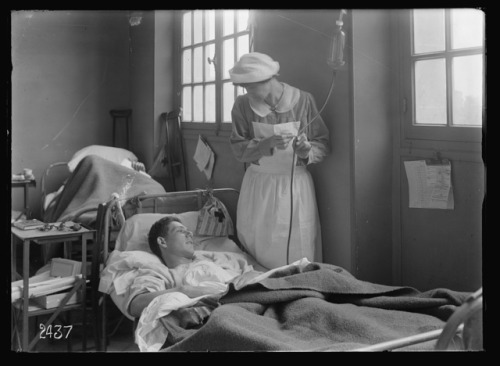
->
[229,98,273,163]
[302,93,330,165]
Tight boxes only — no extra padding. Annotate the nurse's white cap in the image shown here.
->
[229,52,280,84]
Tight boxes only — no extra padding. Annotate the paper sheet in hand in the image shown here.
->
[252,121,300,168]
[404,160,454,209]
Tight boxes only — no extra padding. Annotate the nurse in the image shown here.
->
[229,52,330,269]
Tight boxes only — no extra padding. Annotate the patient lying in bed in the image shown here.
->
[128,216,263,318]
[100,216,473,352]
[99,216,265,351]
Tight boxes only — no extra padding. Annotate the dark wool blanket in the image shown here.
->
[159,262,470,352]
[43,154,166,226]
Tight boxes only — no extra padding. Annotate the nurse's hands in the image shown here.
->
[293,133,312,159]
[260,134,294,151]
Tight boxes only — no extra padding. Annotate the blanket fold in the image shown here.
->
[44,154,166,225]
[160,262,469,352]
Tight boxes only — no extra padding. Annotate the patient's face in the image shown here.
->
[166,221,195,258]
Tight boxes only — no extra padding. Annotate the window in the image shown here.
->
[400,9,485,142]
[178,10,251,128]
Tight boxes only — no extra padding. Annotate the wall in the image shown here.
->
[351,10,394,284]
[11,10,130,217]
[390,10,484,292]
[128,11,176,190]
[253,9,355,271]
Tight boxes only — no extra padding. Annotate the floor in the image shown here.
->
[13,306,140,353]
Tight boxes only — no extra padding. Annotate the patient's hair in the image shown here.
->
[147,216,181,264]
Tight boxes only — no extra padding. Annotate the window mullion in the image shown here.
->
[215,10,223,128]
[445,9,453,127]
[202,11,206,123]
[190,12,195,123]
[233,14,238,103]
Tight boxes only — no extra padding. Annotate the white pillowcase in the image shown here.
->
[67,145,138,172]
[114,211,243,255]
[115,212,199,252]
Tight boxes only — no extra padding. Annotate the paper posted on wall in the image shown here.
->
[193,135,215,180]
[404,159,454,210]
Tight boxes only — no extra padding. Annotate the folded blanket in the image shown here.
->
[43,154,166,226]
[160,262,470,352]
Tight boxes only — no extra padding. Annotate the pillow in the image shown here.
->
[115,211,200,252]
[67,145,138,172]
[196,236,242,254]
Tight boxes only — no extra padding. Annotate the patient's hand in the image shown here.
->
[232,271,262,290]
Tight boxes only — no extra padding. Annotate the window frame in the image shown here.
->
[174,10,252,132]
[399,9,485,143]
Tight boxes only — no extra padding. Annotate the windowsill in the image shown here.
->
[181,123,233,139]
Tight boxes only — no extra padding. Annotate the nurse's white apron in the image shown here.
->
[236,121,322,269]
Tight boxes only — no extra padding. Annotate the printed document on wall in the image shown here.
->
[404,159,454,209]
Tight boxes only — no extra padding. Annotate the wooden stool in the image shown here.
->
[110,109,132,149]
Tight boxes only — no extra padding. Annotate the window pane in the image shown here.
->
[223,10,234,36]
[415,59,447,125]
[182,49,192,84]
[452,55,483,126]
[182,12,191,47]
[182,87,192,122]
[237,34,249,60]
[193,46,203,83]
[236,10,249,32]
[451,9,484,49]
[193,10,202,44]
[413,9,445,54]
[223,38,235,80]
[205,84,216,123]
[223,82,235,122]
[205,43,216,82]
[205,10,215,41]
[193,86,203,122]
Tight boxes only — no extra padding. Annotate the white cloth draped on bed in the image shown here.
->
[99,249,254,351]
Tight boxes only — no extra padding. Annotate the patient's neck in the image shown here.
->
[163,253,194,269]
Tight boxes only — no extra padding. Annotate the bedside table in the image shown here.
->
[11,225,95,352]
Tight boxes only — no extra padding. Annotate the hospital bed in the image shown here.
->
[93,189,483,352]
[41,145,166,227]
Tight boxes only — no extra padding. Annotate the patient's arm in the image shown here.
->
[129,285,220,318]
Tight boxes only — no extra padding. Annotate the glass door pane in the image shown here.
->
[182,49,192,84]
[222,82,235,122]
[413,9,445,54]
[452,55,483,126]
[193,86,203,122]
[182,87,192,122]
[182,12,192,47]
[451,9,484,49]
[415,58,447,125]
[205,84,216,123]
[223,10,234,36]
[222,38,234,80]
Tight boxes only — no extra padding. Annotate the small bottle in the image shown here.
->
[327,21,345,69]
[327,11,347,69]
